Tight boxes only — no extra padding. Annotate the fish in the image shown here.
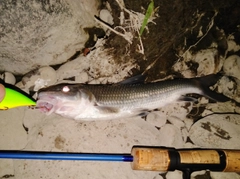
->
[36,74,230,120]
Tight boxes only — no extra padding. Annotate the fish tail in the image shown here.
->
[194,74,230,102]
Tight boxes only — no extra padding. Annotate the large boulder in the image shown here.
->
[0,0,99,75]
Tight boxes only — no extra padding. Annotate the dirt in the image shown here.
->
[103,0,240,81]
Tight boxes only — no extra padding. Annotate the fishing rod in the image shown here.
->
[1,146,240,179]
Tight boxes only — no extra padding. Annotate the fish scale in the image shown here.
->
[78,79,201,109]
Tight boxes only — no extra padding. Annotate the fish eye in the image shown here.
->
[62,86,70,93]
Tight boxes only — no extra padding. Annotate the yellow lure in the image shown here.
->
[0,87,36,110]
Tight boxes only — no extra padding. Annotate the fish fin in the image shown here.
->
[79,89,97,102]
[117,74,146,85]
[194,74,230,102]
[201,87,230,102]
[178,96,198,102]
[95,105,119,114]
[138,111,150,117]
[196,73,223,87]
[130,108,150,117]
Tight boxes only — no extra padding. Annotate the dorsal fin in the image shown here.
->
[118,74,146,85]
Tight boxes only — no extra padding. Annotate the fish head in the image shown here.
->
[36,83,94,117]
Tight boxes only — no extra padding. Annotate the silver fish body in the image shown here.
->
[36,74,229,120]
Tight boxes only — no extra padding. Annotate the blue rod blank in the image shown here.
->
[0,151,133,162]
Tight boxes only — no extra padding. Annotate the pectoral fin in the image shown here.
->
[131,108,150,117]
[95,105,119,114]
[178,95,198,102]
[138,110,150,117]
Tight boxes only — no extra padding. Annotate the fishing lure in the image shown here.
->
[0,87,36,110]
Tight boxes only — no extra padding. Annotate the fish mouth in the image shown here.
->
[36,100,54,114]
[36,93,57,114]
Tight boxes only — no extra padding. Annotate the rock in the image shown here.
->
[223,55,240,80]
[56,56,89,81]
[146,111,167,128]
[152,174,164,179]
[74,71,89,83]
[56,41,137,83]
[1,72,16,85]
[205,100,240,114]
[167,116,185,129]
[215,75,240,103]
[0,108,28,149]
[158,124,185,147]
[184,118,194,131]
[189,114,240,148]
[183,142,199,148]
[191,170,210,178]
[227,35,240,52]
[22,66,57,91]
[210,172,240,179]
[99,9,114,26]
[0,0,99,75]
[173,48,223,76]
[192,48,223,75]
[0,160,14,178]
[181,128,189,143]
[166,171,183,179]
[162,102,193,122]
[14,116,161,179]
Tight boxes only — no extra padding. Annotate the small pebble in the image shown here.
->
[153,174,164,179]
[183,142,199,148]
[146,111,167,128]
[1,72,16,85]
[166,171,183,179]
[227,35,240,52]
[161,102,193,121]
[193,48,222,75]
[210,171,240,179]
[184,118,194,131]
[56,56,89,81]
[167,116,185,129]
[223,55,240,80]
[22,66,57,91]
[99,9,114,26]
[75,72,89,83]
[191,170,208,178]
[181,127,189,143]
[158,124,184,147]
